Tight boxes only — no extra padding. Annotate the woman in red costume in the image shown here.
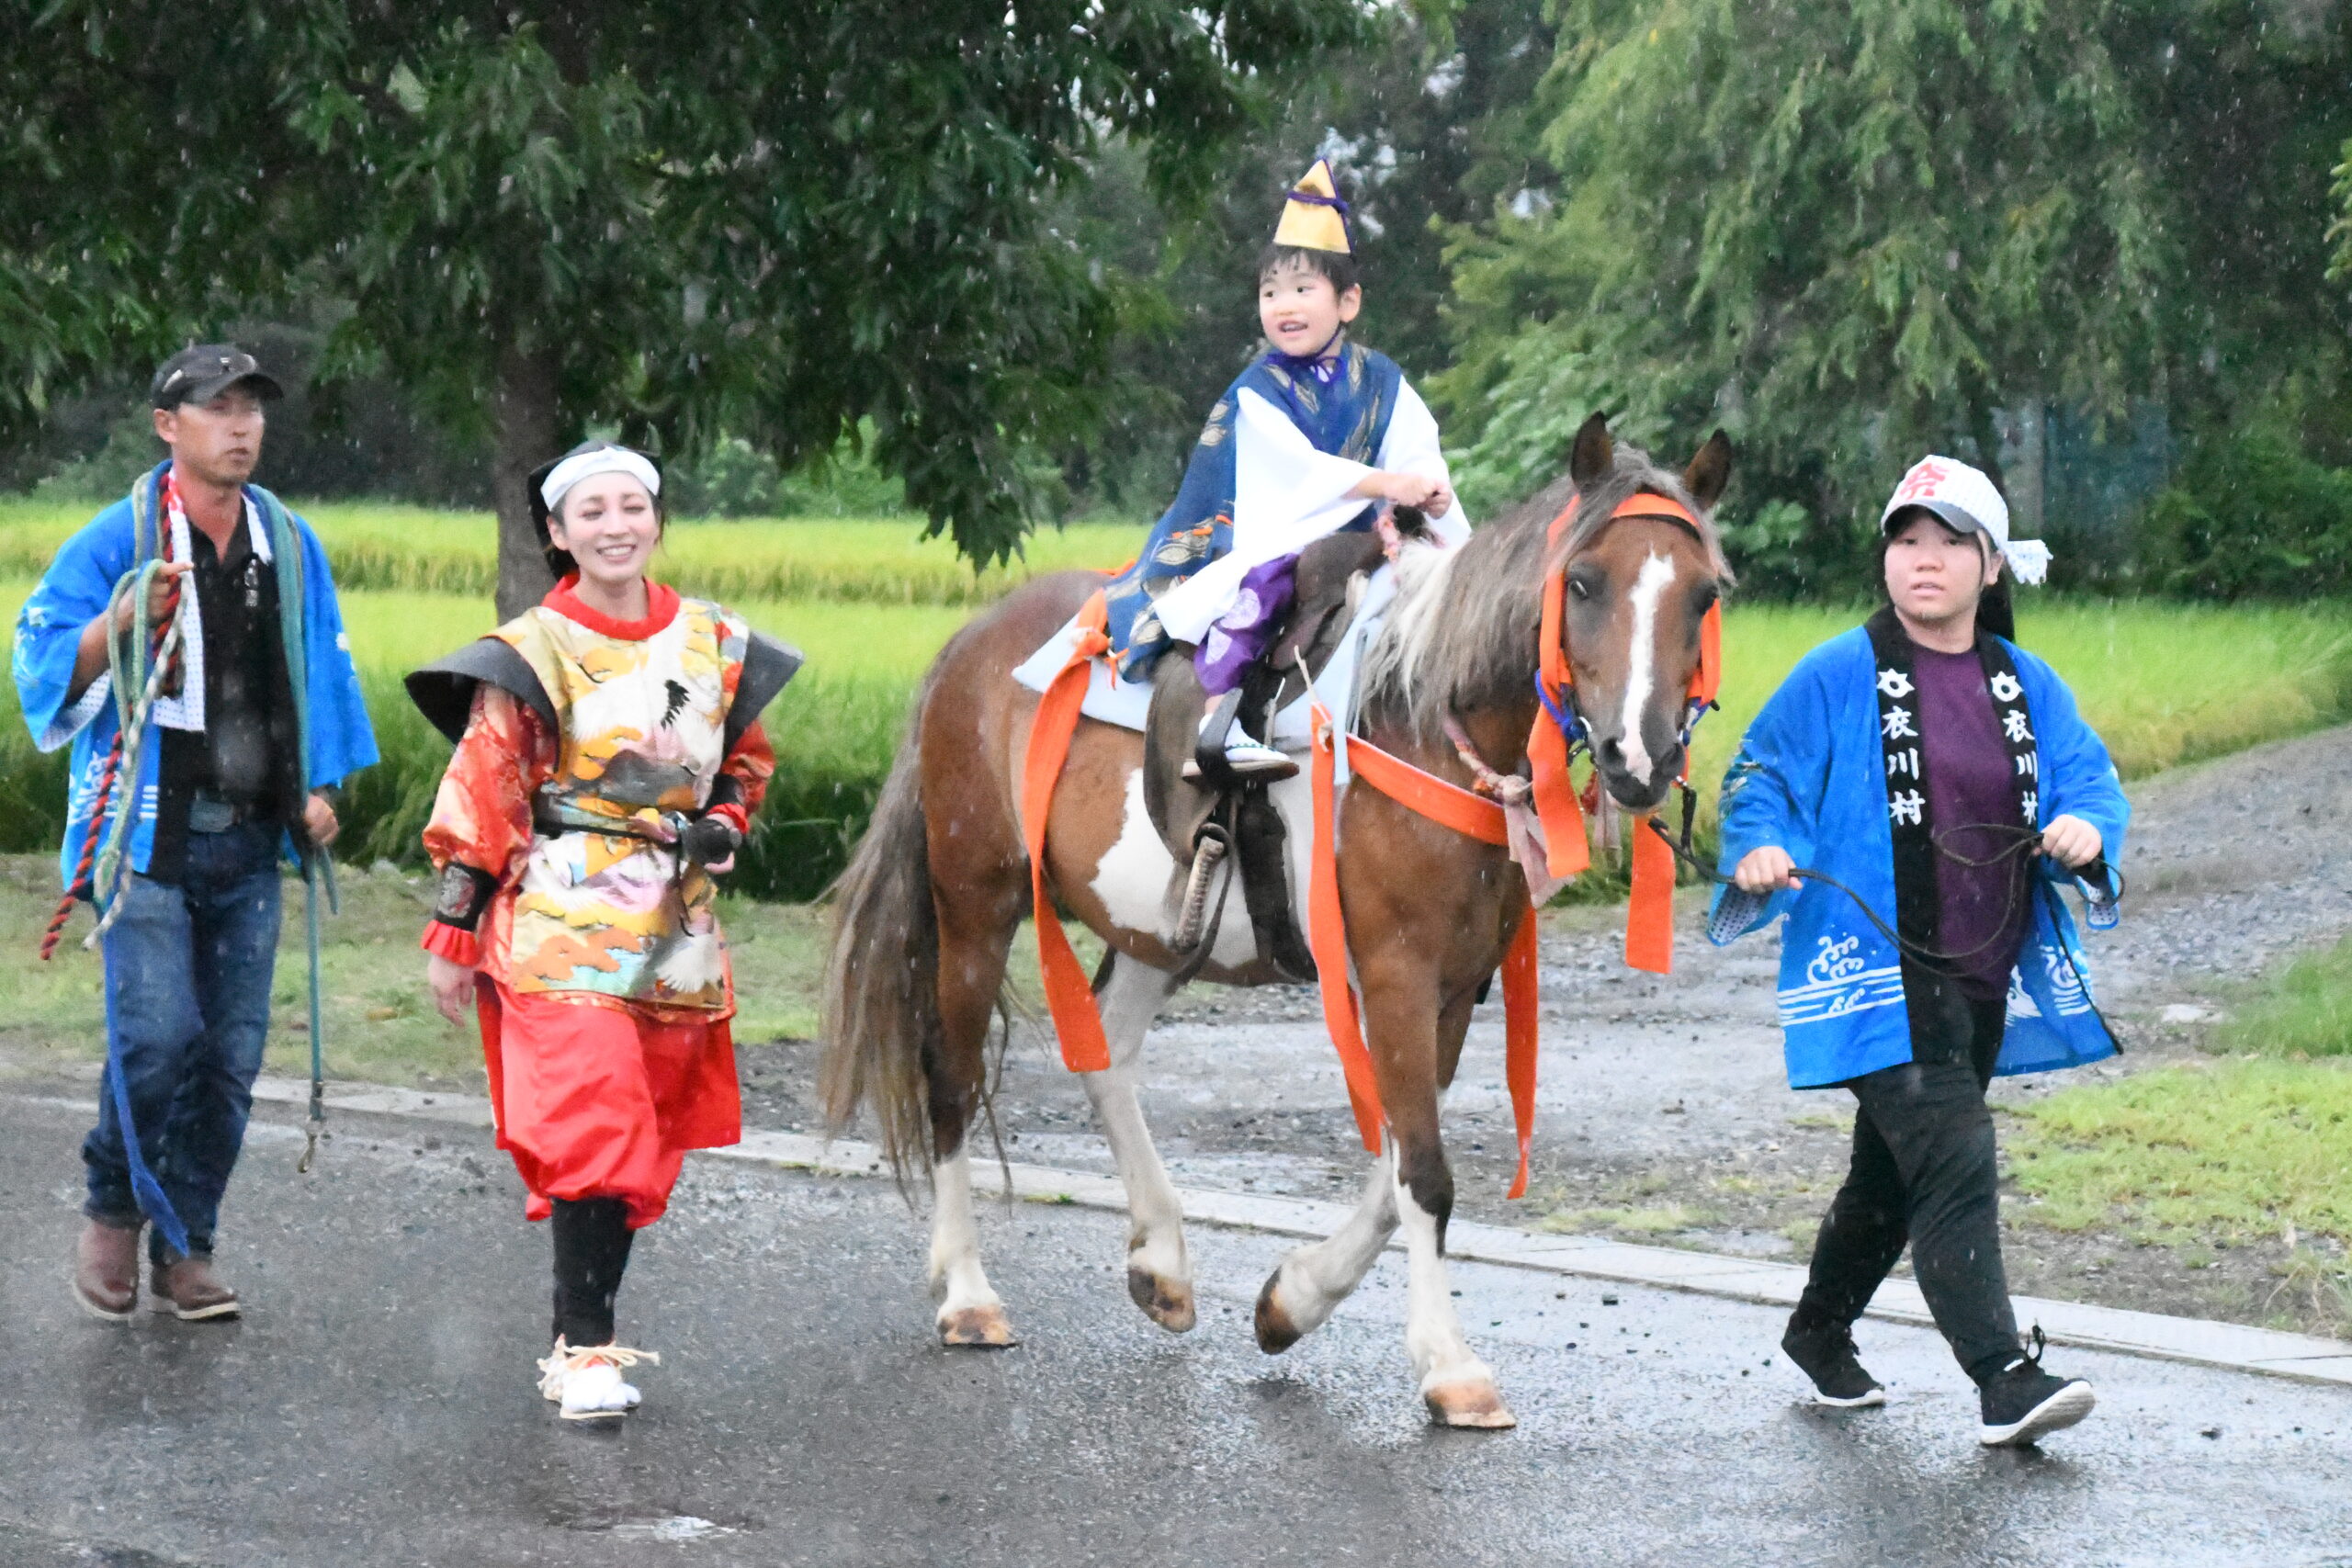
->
[406,442,798,1421]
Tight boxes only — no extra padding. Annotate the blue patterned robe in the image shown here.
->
[1104,342,1403,679]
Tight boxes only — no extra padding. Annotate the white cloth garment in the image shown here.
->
[1148,378,1468,645]
[151,494,271,736]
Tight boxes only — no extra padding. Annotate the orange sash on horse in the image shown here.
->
[1529,493,1721,974]
[1018,498,1722,1200]
[1021,591,1114,1074]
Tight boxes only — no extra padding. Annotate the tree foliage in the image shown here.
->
[1057,1,1555,519]
[4,1,1365,610]
[1440,0,2352,593]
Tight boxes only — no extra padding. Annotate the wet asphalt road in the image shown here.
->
[5,1089,2350,1568]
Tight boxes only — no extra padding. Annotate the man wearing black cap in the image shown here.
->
[12,344,378,1324]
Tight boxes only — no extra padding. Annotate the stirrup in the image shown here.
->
[1171,825,1231,953]
[1185,691,1295,782]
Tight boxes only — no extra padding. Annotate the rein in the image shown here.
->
[1641,815,2113,977]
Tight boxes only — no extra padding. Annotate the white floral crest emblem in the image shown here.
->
[1989,671,2022,704]
[1876,669,1913,699]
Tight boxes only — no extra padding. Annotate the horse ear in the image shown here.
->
[1568,412,1613,491]
[1684,429,1733,510]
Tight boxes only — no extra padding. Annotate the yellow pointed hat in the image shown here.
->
[1272,159,1351,254]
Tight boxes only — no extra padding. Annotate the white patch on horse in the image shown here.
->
[1091,766,1256,968]
[1616,548,1679,784]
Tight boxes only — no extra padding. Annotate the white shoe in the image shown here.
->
[1183,713,1300,781]
[1220,738,1299,778]
[537,1337,657,1421]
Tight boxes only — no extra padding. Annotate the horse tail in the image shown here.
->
[819,677,943,1190]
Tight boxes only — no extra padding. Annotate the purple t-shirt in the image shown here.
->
[1911,643,2028,999]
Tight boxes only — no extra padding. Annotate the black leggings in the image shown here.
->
[550,1197,635,1347]
[1792,996,2020,1383]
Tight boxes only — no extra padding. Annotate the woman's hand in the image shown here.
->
[2040,814,2103,870]
[426,954,478,1026]
[303,792,340,847]
[1733,845,1803,895]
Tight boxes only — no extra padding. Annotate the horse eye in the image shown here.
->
[1566,577,1592,602]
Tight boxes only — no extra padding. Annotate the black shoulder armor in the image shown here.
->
[403,638,558,744]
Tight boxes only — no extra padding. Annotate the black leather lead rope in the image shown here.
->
[1648,817,2115,980]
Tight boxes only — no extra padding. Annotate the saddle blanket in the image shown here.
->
[1009,564,1396,787]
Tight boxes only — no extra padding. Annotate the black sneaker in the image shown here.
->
[1978,1327,2096,1447]
[1781,1316,1887,1408]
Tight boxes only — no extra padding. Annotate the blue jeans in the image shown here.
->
[82,822,282,1264]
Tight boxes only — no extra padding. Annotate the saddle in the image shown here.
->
[1141,522,1402,980]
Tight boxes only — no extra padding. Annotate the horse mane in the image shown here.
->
[1359,440,1732,746]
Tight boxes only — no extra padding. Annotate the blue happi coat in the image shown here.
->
[12,463,378,886]
[1103,342,1402,678]
[1707,625,2129,1088]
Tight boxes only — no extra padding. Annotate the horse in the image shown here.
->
[820,412,1730,1426]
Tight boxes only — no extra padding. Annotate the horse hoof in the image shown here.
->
[937,1304,1019,1348]
[1126,1266,1197,1334]
[1423,1376,1517,1429]
[1253,1270,1303,1355]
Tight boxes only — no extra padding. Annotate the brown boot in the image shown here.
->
[150,1255,241,1322]
[73,1218,141,1322]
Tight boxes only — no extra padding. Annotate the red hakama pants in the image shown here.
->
[475,981,741,1229]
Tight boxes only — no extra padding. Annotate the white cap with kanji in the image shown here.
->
[1880,456,2051,585]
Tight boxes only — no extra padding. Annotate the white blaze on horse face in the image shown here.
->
[1614,548,1679,784]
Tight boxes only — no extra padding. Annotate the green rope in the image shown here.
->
[86,558,183,942]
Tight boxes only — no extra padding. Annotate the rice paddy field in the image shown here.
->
[3,496,2350,900]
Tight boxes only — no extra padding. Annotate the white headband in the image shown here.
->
[540,446,661,513]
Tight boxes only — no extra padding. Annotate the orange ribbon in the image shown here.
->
[1022,591,1113,1074]
[1501,908,1540,1198]
[1530,492,1721,974]
[1306,701,1388,1152]
[1308,705,1543,1196]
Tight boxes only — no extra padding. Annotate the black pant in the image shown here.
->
[550,1197,634,1347]
[1792,995,2020,1384]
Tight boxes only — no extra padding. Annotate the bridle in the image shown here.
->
[1521,490,1724,889]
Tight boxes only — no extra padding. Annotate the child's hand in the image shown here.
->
[1362,470,1454,517]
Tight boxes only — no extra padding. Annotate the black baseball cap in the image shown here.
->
[150,344,285,409]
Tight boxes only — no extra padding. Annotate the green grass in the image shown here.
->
[1690,598,2352,798]
[1536,1203,1716,1235]
[2215,933,2352,1060]
[2005,1059,2352,1247]
[0,581,968,901]
[0,853,831,1089]
[10,501,2352,899]
[0,498,1133,606]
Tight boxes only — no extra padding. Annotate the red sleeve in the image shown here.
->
[706,720,775,836]
[419,685,553,964]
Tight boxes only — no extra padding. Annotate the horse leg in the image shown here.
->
[928,914,1019,1348]
[1077,952,1193,1332]
[1369,959,1515,1429]
[1249,984,1479,1354]
[1252,1140,1397,1353]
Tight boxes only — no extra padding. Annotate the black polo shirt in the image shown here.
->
[147,515,303,882]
